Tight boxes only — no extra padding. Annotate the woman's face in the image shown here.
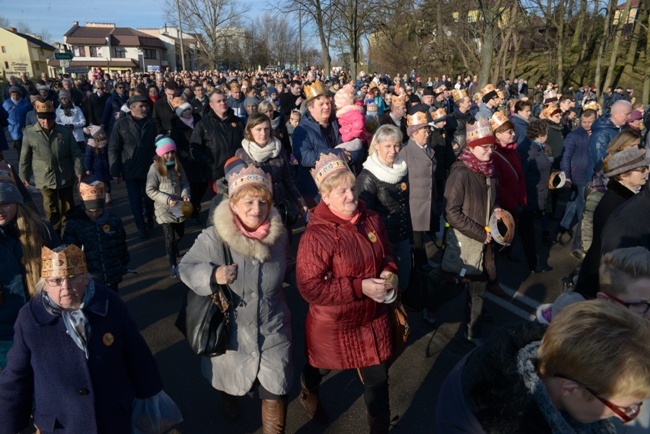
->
[43,274,88,310]
[375,139,401,166]
[230,193,270,230]
[411,126,430,145]
[162,151,175,162]
[495,128,515,146]
[470,144,494,162]
[620,165,649,189]
[0,202,18,226]
[148,88,158,97]
[322,178,358,216]
[551,113,562,124]
[181,108,193,119]
[250,121,271,147]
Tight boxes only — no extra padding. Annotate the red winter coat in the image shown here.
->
[296,200,397,370]
[492,145,526,213]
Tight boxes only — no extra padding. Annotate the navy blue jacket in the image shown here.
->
[560,126,591,187]
[0,283,163,434]
[510,114,529,146]
[62,207,129,285]
[588,116,621,181]
[102,90,129,135]
[85,146,111,183]
[293,111,362,200]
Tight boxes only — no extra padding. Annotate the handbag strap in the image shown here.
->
[493,151,519,182]
[211,243,234,312]
[485,178,491,227]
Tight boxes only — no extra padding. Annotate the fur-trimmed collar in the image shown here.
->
[212,200,285,263]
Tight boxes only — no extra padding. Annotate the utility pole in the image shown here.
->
[176,0,186,71]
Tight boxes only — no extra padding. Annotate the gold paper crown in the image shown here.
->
[481,84,496,96]
[227,165,272,197]
[312,153,350,187]
[583,101,600,111]
[434,85,446,95]
[35,100,54,113]
[391,94,407,107]
[304,80,327,102]
[451,89,468,101]
[79,181,105,202]
[431,108,447,122]
[41,245,88,279]
[466,118,494,145]
[229,81,241,91]
[490,111,509,131]
[496,90,505,100]
[407,111,429,127]
[0,161,15,185]
[540,103,560,119]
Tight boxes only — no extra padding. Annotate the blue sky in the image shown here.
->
[3,0,272,44]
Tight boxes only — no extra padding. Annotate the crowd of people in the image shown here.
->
[0,64,649,433]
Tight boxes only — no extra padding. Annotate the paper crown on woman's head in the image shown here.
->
[224,157,272,197]
[430,108,447,123]
[466,118,494,148]
[451,89,468,101]
[391,93,407,107]
[490,111,509,131]
[312,153,350,188]
[41,245,88,278]
[304,80,327,102]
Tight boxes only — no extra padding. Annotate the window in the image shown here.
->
[3,61,8,69]
[89,46,99,57]
[143,48,156,59]
[73,46,85,57]
[1,46,5,53]
[114,47,126,58]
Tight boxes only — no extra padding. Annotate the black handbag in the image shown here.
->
[175,243,234,357]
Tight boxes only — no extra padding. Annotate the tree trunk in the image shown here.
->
[641,8,650,104]
[571,0,587,49]
[622,0,646,78]
[595,0,616,98]
[479,20,495,88]
[603,0,633,90]
[509,33,521,82]
[556,0,565,89]
[314,2,332,76]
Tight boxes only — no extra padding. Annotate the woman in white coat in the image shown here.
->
[55,89,86,153]
[178,157,291,433]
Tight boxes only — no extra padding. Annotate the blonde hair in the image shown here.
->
[370,124,403,156]
[318,170,356,196]
[606,129,644,154]
[229,183,272,205]
[16,205,53,296]
[154,154,182,179]
[599,247,650,296]
[538,299,650,399]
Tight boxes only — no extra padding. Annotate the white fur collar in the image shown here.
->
[362,152,408,184]
[212,200,285,263]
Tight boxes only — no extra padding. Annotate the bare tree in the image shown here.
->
[594,0,616,98]
[621,0,646,81]
[603,0,633,90]
[644,4,650,105]
[0,16,9,28]
[165,0,245,69]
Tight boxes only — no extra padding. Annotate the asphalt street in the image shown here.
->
[5,146,579,434]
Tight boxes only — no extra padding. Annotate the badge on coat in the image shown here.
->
[102,224,111,233]
[231,122,237,127]
[368,232,377,243]
[102,333,115,346]
[400,182,408,191]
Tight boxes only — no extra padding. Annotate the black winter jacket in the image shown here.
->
[83,92,109,127]
[62,207,129,285]
[190,108,245,180]
[170,114,211,184]
[108,114,157,181]
[356,169,411,243]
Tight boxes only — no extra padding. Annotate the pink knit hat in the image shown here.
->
[155,136,176,156]
[334,83,356,112]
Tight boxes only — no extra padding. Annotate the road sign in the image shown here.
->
[66,67,88,74]
[54,52,73,60]
[60,60,70,68]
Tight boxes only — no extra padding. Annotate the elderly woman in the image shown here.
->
[357,124,411,290]
[0,162,58,370]
[0,244,165,433]
[296,153,397,433]
[443,119,500,344]
[576,147,650,299]
[293,79,363,205]
[235,113,307,229]
[178,159,291,433]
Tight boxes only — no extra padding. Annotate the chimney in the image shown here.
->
[9,27,17,33]
[73,21,78,26]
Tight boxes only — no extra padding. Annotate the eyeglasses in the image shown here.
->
[601,292,650,315]
[631,166,650,173]
[555,374,643,423]
[45,275,84,287]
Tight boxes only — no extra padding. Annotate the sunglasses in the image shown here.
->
[555,374,643,423]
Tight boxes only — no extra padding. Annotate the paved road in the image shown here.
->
[5,146,579,433]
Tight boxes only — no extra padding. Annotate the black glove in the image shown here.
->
[65,124,74,129]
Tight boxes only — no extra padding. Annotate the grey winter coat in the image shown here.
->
[178,201,291,396]
[399,138,438,232]
[145,162,190,224]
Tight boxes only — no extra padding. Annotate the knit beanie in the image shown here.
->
[155,136,176,156]
[0,162,23,205]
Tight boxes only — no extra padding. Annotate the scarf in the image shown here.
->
[459,147,495,177]
[363,152,408,184]
[42,280,96,360]
[179,115,194,129]
[517,342,616,434]
[233,214,271,240]
[241,138,282,163]
[270,115,281,131]
[328,207,361,224]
